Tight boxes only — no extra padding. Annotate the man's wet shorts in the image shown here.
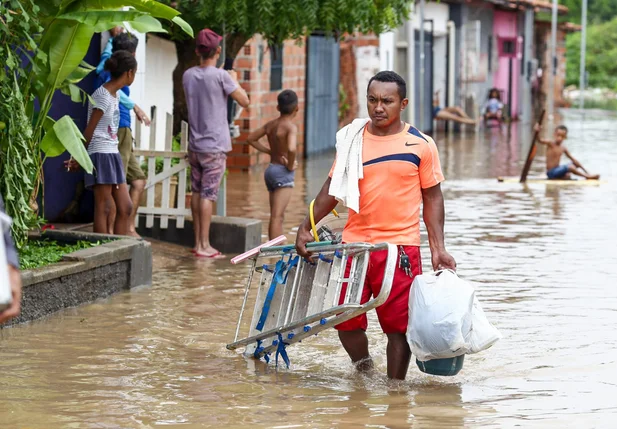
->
[264,163,295,192]
[188,151,226,201]
[547,163,571,179]
[335,245,422,334]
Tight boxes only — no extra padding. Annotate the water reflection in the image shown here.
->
[0,109,616,427]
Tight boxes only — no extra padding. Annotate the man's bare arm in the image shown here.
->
[421,184,456,271]
[295,177,338,258]
[534,123,551,145]
[230,87,249,108]
[564,148,587,172]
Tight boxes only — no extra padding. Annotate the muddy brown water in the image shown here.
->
[1,109,616,428]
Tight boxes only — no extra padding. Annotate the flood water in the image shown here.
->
[1,109,616,428]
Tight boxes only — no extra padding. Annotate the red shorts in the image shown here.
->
[335,245,422,334]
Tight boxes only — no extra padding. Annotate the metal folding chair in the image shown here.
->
[227,241,397,365]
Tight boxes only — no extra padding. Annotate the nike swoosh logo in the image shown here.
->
[405,142,419,146]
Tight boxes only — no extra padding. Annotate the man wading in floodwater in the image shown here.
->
[295,71,456,380]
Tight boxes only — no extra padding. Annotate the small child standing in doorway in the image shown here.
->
[66,50,136,235]
[247,90,299,240]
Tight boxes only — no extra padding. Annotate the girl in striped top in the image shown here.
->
[67,50,136,235]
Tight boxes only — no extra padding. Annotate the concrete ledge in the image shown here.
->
[136,215,261,254]
[2,231,152,327]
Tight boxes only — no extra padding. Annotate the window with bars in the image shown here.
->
[270,44,283,91]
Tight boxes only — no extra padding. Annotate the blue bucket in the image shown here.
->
[416,355,465,376]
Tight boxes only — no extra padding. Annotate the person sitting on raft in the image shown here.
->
[432,90,478,125]
[534,123,600,180]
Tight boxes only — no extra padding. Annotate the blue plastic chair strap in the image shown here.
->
[318,254,333,264]
[255,256,300,332]
[275,332,290,369]
[253,339,270,363]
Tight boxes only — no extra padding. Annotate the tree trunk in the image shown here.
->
[172,33,251,136]
[225,33,251,61]
[173,38,200,136]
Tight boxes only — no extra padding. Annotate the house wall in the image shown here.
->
[355,44,380,118]
[379,32,395,71]
[493,10,521,118]
[232,36,306,170]
[413,2,450,129]
[339,33,380,127]
[101,32,306,169]
[142,35,178,150]
[458,2,495,118]
[411,2,450,34]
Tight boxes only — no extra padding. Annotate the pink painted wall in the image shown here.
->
[493,10,520,118]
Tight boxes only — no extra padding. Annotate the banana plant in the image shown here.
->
[16,0,193,218]
[31,0,192,173]
[1,0,192,245]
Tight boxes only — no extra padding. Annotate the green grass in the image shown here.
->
[579,98,617,111]
[18,239,110,270]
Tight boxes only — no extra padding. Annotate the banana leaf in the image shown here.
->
[68,0,193,36]
[127,14,167,33]
[40,115,93,174]
[45,20,94,89]
[64,61,95,85]
[58,10,149,32]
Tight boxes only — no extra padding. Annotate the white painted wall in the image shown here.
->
[142,35,177,150]
[379,32,395,71]
[99,30,175,150]
[433,36,448,106]
[356,45,381,118]
[410,2,450,36]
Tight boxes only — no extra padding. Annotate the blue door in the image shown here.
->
[305,35,340,156]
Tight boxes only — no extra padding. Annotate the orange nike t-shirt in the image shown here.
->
[329,123,444,246]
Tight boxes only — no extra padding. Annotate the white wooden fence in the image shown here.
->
[133,107,227,229]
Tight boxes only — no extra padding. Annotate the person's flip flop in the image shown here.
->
[195,251,225,259]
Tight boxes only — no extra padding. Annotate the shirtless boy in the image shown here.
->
[247,90,298,240]
[534,123,600,180]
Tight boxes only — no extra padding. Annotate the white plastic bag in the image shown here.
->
[407,270,475,361]
[468,296,502,353]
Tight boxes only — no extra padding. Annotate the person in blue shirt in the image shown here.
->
[482,88,504,123]
[0,194,21,324]
[96,29,150,237]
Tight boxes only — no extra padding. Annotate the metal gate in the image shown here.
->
[305,35,340,156]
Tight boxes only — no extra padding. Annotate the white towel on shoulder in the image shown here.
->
[328,118,370,213]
